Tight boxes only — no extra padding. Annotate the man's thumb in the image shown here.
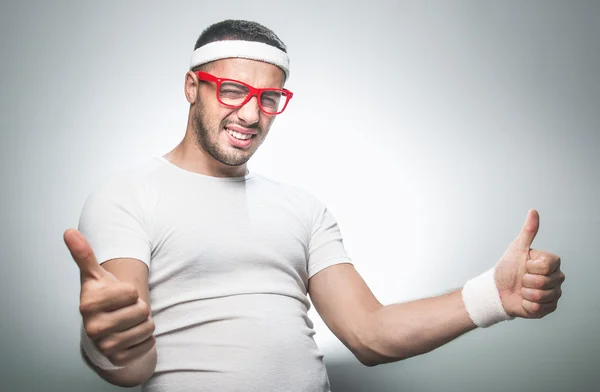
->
[64,229,105,281]
[516,209,540,250]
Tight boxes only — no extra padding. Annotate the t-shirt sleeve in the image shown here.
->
[78,177,152,267]
[307,194,352,278]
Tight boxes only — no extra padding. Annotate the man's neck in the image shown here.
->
[164,141,248,178]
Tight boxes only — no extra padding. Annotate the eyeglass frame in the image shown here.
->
[194,71,294,115]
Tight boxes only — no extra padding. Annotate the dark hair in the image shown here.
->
[194,19,287,53]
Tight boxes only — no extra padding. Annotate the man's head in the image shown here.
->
[184,20,290,169]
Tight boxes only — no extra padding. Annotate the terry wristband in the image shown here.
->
[462,268,514,328]
[80,323,124,370]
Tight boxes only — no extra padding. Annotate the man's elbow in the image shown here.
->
[349,327,407,367]
[355,353,382,367]
[352,345,402,367]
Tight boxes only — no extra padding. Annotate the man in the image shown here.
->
[64,20,565,392]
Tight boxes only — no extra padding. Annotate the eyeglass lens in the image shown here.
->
[218,81,289,114]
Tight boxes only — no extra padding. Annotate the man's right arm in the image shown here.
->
[65,229,157,387]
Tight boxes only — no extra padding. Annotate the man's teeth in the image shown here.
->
[227,129,253,140]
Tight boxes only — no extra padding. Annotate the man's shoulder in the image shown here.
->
[87,157,166,199]
[252,172,306,194]
[251,172,324,207]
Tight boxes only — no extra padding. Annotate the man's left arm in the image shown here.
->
[308,209,565,366]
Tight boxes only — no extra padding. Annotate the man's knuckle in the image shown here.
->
[137,301,151,318]
[148,319,156,334]
[523,274,534,287]
[533,276,544,289]
[142,335,156,351]
[109,352,127,367]
[140,300,151,313]
[528,290,541,302]
[97,338,117,354]
[542,263,552,274]
[79,299,97,315]
[85,322,104,339]
[79,303,91,316]
[121,284,139,301]
[115,350,131,364]
[543,277,554,289]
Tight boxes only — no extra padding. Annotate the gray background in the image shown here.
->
[1,0,599,391]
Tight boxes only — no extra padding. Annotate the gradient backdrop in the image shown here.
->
[1,1,599,391]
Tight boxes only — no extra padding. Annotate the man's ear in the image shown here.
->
[184,71,199,104]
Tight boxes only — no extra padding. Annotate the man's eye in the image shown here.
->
[261,93,281,106]
[220,83,248,96]
[221,89,246,96]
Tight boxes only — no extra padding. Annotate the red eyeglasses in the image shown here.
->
[195,71,293,115]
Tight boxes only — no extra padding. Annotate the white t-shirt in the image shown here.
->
[78,156,352,392]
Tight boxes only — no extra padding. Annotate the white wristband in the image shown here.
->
[462,268,514,328]
[80,323,124,370]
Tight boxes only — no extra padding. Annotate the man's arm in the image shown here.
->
[65,230,157,387]
[309,263,475,366]
[308,210,564,367]
[83,257,157,387]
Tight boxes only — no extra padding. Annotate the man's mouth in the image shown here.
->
[226,128,254,140]
[223,125,257,148]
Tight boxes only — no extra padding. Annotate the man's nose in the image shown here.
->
[236,95,260,124]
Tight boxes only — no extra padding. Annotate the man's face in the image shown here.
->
[191,58,285,167]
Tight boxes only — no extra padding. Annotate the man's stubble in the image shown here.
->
[191,101,265,167]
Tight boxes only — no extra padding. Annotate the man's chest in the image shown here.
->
[146,190,312,285]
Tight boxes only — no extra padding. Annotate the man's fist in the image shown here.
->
[494,210,565,319]
[64,229,156,367]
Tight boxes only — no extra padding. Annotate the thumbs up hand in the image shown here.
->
[493,210,565,319]
[64,229,156,368]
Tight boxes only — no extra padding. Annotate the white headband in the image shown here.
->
[189,40,290,78]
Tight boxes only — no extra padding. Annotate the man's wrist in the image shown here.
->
[462,268,514,328]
